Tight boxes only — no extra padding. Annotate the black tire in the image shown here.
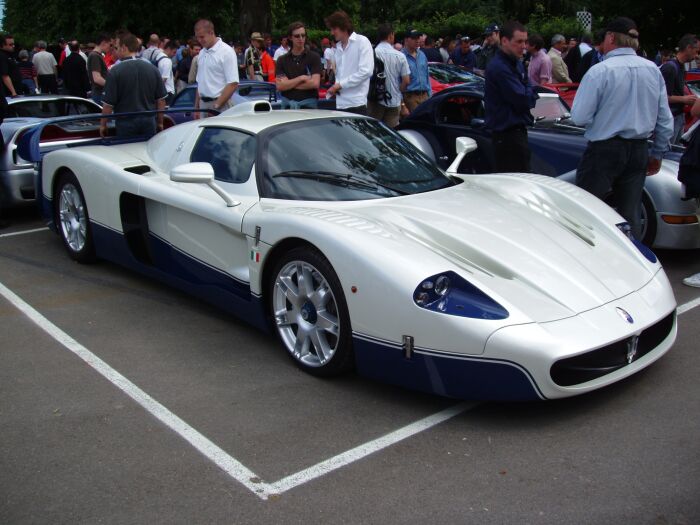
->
[268,247,354,377]
[54,171,96,263]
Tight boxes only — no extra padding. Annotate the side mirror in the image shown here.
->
[170,162,240,207]
[455,137,478,155]
[170,162,214,183]
[470,118,485,128]
[447,137,479,174]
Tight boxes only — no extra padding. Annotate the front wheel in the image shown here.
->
[54,171,96,263]
[269,247,353,376]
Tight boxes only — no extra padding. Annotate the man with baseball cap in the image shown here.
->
[245,32,265,80]
[571,17,673,240]
[449,36,476,71]
[477,23,500,71]
[401,29,431,113]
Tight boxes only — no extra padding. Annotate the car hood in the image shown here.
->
[351,175,659,323]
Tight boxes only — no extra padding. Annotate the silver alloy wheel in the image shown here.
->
[58,183,87,253]
[272,260,341,367]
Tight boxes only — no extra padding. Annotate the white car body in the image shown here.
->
[37,103,677,400]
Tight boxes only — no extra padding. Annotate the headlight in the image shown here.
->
[616,222,657,263]
[413,271,508,320]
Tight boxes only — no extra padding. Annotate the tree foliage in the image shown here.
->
[2,0,697,51]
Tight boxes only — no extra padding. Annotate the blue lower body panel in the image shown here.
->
[353,335,544,401]
[90,222,269,331]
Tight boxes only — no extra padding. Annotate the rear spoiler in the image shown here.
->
[17,108,217,163]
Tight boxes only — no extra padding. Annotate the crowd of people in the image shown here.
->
[1,12,700,290]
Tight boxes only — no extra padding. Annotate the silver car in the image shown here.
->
[1,95,102,208]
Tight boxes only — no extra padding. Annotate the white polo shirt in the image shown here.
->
[334,32,374,109]
[196,38,239,99]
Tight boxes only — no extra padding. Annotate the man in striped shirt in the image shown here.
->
[368,24,410,128]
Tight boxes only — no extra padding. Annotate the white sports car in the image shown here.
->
[31,101,677,401]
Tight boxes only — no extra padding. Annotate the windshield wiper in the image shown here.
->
[273,170,408,195]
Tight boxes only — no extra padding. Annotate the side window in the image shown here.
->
[190,127,257,184]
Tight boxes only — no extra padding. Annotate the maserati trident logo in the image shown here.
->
[626,336,640,364]
[616,307,634,324]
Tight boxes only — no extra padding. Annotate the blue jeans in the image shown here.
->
[281,97,318,109]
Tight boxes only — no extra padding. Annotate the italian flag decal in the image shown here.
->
[250,250,260,263]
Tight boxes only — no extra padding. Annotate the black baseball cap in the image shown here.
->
[460,36,471,42]
[405,29,421,40]
[483,24,500,36]
[605,17,639,38]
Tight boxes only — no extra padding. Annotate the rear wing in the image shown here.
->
[16,108,217,164]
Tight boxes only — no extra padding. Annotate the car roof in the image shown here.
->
[206,104,362,134]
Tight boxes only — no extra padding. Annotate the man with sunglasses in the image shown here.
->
[275,21,322,109]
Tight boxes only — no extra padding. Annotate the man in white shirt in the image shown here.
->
[32,40,58,94]
[193,19,239,118]
[368,24,410,128]
[273,37,289,61]
[324,10,374,114]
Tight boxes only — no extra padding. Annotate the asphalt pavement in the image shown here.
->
[1,207,699,524]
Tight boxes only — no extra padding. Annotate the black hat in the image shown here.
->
[605,17,639,38]
[460,36,471,42]
[405,29,421,40]
[483,24,500,36]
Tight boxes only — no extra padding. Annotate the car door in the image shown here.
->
[149,126,260,300]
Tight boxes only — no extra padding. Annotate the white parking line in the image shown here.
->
[0,280,474,500]
[677,296,700,315]
[0,227,48,238]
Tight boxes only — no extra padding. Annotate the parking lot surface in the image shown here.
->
[1,208,699,524]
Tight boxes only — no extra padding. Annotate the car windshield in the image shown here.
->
[260,118,454,201]
[531,95,571,122]
[429,64,485,88]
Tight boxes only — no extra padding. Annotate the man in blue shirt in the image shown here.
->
[401,29,431,113]
[571,17,674,240]
[484,21,538,173]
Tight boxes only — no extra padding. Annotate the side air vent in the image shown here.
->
[124,165,152,175]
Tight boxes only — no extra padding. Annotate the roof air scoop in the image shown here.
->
[220,100,272,116]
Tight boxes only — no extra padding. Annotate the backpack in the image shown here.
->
[368,50,391,104]
[144,48,168,69]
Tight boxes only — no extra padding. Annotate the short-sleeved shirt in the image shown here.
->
[374,42,410,108]
[196,38,239,99]
[142,47,174,94]
[87,51,108,96]
[244,46,262,77]
[660,59,685,116]
[275,49,322,101]
[32,50,57,75]
[102,57,167,112]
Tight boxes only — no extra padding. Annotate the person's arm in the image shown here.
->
[91,70,106,87]
[691,97,700,118]
[99,103,113,137]
[194,88,201,119]
[648,76,675,173]
[276,74,307,91]
[215,82,238,110]
[2,75,17,97]
[188,56,198,84]
[295,74,320,90]
[156,98,165,131]
[662,64,697,106]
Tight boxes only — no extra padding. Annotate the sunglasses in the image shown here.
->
[292,33,307,39]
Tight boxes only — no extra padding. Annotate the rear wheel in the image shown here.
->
[639,193,657,247]
[54,171,96,263]
[269,247,353,376]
